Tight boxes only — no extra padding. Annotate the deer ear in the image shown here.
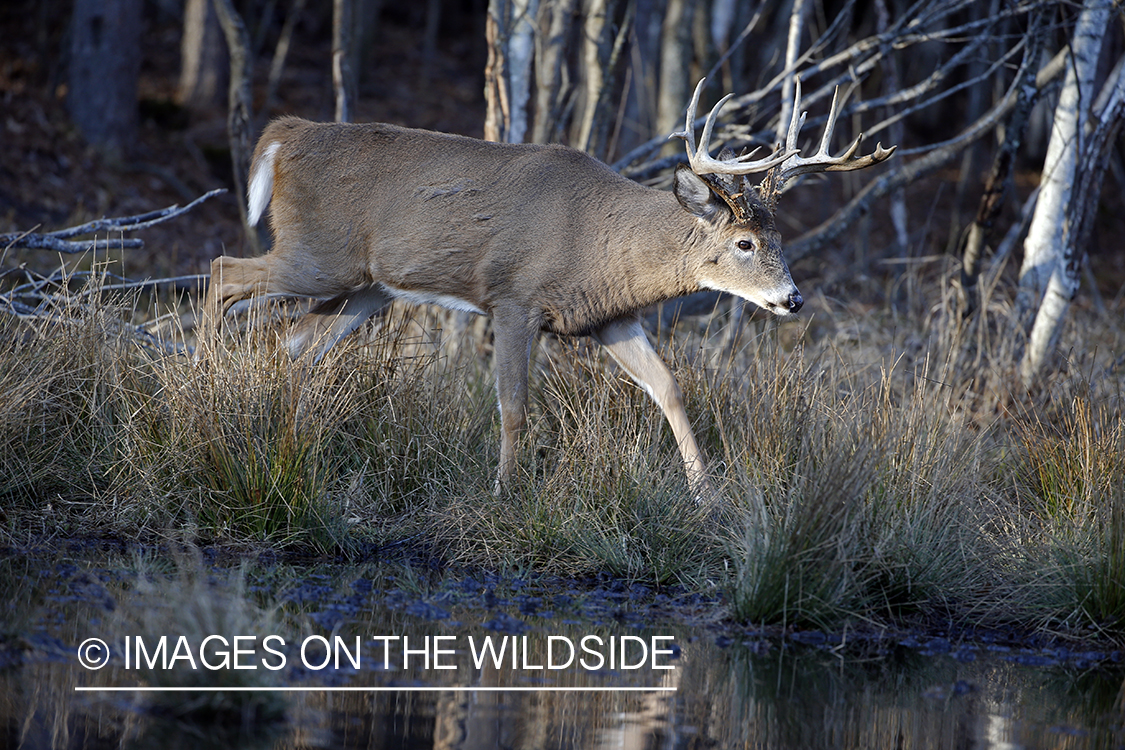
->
[673,165,725,221]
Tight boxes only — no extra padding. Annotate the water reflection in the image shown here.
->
[2,554,1123,749]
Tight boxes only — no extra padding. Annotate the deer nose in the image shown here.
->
[788,292,804,313]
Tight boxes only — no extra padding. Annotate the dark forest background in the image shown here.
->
[1,0,1123,386]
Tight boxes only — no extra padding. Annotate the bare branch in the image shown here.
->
[0,189,226,254]
[786,42,1064,261]
[2,234,144,254]
[0,265,202,356]
[614,0,1052,179]
[1,190,224,357]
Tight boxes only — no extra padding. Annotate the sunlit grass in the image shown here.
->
[1,266,1124,640]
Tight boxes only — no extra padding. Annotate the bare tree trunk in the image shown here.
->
[1016,0,1115,387]
[212,0,261,254]
[576,0,610,150]
[484,0,511,142]
[265,0,308,113]
[532,0,577,144]
[333,0,357,122]
[960,21,1043,317]
[776,0,807,145]
[1015,0,1111,327]
[179,0,228,112]
[485,0,540,144]
[656,0,695,138]
[874,0,908,256]
[68,0,143,157]
[1021,48,1125,388]
[509,0,540,143]
[576,0,632,158]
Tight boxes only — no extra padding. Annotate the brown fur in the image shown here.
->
[202,117,804,494]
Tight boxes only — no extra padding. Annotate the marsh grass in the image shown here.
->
[161,323,358,548]
[1012,391,1125,632]
[2,264,1125,639]
[719,344,977,626]
[0,284,147,521]
[112,549,292,725]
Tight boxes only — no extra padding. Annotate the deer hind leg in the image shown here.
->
[285,285,391,361]
[201,253,378,358]
[198,255,278,357]
[490,307,539,493]
[593,317,712,496]
[202,255,301,330]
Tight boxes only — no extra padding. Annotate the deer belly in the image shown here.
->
[379,283,484,315]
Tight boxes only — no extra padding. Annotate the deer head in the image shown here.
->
[669,77,896,316]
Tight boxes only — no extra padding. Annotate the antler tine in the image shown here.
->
[783,77,808,153]
[669,79,706,156]
[671,78,797,176]
[698,92,736,162]
[771,78,897,188]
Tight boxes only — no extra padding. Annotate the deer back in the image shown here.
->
[253,118,716,332]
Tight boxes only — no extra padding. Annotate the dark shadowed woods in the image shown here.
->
[3,0,1124,384]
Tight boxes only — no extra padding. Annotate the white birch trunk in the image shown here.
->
[507,0,540,143]
[333,0,356,123]
[777,0,808,146]
[485,0,538,144]
[1017,0,1116,387]
[1015,0,1110,321]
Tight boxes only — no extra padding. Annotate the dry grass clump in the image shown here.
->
[111,549,293,726]
[157,329,357,547]
[1009,390,1125,633]
[1,265,1124,639]
[720,352,991,628]
[0,291,152,527]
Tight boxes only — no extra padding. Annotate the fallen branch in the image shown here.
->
[0,189,225,356]
[0,266,199,356]
[0,188,226,254]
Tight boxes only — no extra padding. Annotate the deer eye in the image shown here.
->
[737,239,754,252]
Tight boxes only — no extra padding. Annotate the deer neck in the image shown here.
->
[549,191,701,334]
[615,191,704,305]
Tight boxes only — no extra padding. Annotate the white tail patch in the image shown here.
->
[247,142,281,226]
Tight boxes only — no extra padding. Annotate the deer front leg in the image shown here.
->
[593,317,712,497]
[491,307,539,493]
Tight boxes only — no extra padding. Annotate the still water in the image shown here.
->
[2,551,1123,749]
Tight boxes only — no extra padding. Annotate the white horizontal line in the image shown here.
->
[75,686,676,693]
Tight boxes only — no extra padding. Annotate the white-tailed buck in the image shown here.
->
[203,78,894,494]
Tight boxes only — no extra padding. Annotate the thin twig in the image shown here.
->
[1,190,224,357]
[0,189,227,254]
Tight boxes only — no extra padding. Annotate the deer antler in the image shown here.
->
[670,78,797,176]
[762,77,897,203]
[671,77,896,219]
